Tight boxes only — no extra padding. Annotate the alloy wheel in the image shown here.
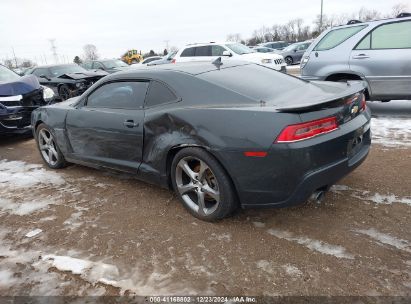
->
[38,129,59,166]
[285,57,293,65]
[175,157,220,216]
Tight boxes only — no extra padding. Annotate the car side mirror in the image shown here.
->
[293,49,297,53]
[222,51,232,57]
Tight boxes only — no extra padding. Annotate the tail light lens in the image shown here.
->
[171,59,176,64]
[276,116,338,143]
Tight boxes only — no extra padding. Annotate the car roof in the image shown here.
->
[329,15,411,30]
[33,64,78,68]
[107,60,252,78]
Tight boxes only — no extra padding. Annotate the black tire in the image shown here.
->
[36,123,67,169]
[171,147,237,221]
[58,85,71,101]
[285,56,293,65]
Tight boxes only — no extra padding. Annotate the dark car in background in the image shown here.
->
[81,59,130,74]
[279,41,312,65]
[259,41,289,51]
[252,46,277,53]
[0,64,54,135]
[28,64,108,100]
[32,61,370,221]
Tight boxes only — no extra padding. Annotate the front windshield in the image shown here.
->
[225,43,254,55]
[49,65,88,77]
[101,60,128,68]
[0,65,21,82]
[167,50,178,59]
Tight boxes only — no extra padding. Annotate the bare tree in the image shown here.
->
[226,33,243,43]
[83,44,99,61]
[391,3,409,17]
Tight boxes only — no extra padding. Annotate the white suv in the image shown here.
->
[174,42,287,72]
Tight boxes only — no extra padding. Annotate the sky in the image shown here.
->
[1,0,409,65]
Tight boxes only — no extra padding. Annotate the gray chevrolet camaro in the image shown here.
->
[31,60,371,221]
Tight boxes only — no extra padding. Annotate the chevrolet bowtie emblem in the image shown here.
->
[351,105,359,114]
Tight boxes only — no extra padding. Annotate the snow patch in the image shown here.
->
[283,264,303,277]
[354,228,411,253]
[25,228,43,238]
[371,116,411,148]
[253,221,266,228]
[0,160,65,189]
[0,198,55,216]
[0,269,17,287]
[331,185,411,207]
[267,229,354,259]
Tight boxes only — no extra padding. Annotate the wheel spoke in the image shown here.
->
[178,182,196,195]
[196,191,206,215]
[202,184,220,201]
[179,160,197,181]
[50,146,58,159]
[40,131,49,144]
[39,143,47,151]
[48,149,54,162]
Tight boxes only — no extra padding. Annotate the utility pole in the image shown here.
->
[320,0,324,31]
[11,47,18,68]
[49,39,58,64]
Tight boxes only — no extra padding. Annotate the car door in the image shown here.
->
[350,20,411,99]
[294,43,310,62]
[65,80,149,172]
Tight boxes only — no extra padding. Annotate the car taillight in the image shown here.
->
[275,116,338,143]
[171,59,176,64]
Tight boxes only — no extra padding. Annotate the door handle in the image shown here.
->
[123,120,139,128]
[352,54,370,59]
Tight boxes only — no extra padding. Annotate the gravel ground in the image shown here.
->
[0,101,410,298]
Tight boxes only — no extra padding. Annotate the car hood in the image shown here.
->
[58,71,108,80]
[0,75,40,96]
[272,81,367,111]
[239,52,283,60]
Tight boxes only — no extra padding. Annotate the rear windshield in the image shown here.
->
[197,64,305,102]
[314,25,367,51]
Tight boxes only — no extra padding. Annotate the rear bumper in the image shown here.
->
[214,110,371,209]
[241,136,370,208]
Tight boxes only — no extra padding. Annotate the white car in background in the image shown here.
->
[174,42,287,72]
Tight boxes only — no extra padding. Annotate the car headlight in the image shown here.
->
[261,59,272,64]
[301,56,310,68]
[75,82,85,88]
[42,86,55,102]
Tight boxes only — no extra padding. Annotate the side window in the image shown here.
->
[195,46,211,56]
[33,68,48,77]
[82,62,92,69]
[211,45,226,56]
[180,47,195,57]
[371,21,411,49]
[145,81,178,107]
[86,81,149,109]
[93,62,104,69]
[355,33,371,50]
[315,25,367,51]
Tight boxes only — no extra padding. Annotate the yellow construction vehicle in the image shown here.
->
[121,49,143,64]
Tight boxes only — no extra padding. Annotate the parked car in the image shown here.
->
[0,64,54,135]
[301,14,411,101]
[259,41,289,50]
[27,64,108,101]
[280,41,312,65]
[81,59,129,74]
[174,42,286,72]
[140,56,162,65]
[147,50,178,66]
[32,60,370,221]
[252,46,277,53]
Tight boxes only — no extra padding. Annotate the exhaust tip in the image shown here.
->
[310,190,326,204]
